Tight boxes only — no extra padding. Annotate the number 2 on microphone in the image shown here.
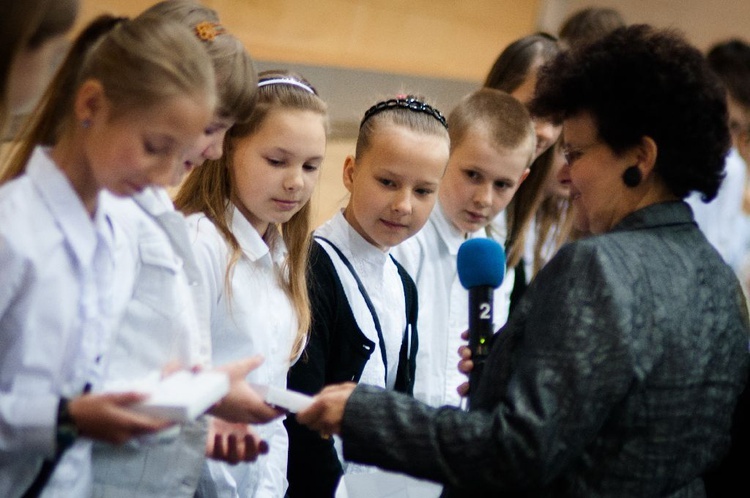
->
[479,302,491,320]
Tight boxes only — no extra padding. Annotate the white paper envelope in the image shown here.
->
[335,469,442,498]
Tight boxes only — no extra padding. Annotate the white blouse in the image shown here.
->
[0,147,116,498]
[91,187,210,498]
[189,205,297,498]
[393,202,513,408]
[315,210,406,391]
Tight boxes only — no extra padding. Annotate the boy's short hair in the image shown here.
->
[448,88,535,166]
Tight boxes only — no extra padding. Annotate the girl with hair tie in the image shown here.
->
[285,94,450,497]
[176,70,328,497]
[0,13,216,498]
[90,3,278,497]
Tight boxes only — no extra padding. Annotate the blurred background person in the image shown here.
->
[557,6,626,49]
[688,39,750,297]
[483,33,571,311]
[0,0,78,136]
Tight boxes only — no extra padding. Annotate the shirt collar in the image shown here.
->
[325,210,390,266]
[132,186,174,217]
[432,201,484,255]
[28,146,113,267]
[228,203,285,264]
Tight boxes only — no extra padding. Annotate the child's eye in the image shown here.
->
[563,149,581,164]
[266,157,284,166]
[303,163,320,172]
[378,178,395,187]
[415,188,434,196]
[494,181,511,190]
[465,170,481,182]
[144,141,168,155]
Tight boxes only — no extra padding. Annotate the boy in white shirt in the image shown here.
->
[394,88,536,408]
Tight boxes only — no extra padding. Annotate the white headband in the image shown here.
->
[257,77,315,95]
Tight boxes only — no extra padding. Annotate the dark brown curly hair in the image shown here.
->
[531,24,730,202]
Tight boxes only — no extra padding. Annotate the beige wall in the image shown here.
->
[78,0,541,81]
[538,0,750,52]
[311,139,352,228]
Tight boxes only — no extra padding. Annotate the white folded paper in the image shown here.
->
[335,470,442,498]
[103,370,230,423]
[250,383,313,413]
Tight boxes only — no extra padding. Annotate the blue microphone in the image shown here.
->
[457,238,506,407]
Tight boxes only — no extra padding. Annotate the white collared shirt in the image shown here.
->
[315,211,408,478]
[91,187,209,498]
[189,205,297,498]
[687,147,748,270]
[393,203,513,408]
[0,147,116,498]
[315,210,406,391]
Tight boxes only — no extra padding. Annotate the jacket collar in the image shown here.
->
[611,201,695,233]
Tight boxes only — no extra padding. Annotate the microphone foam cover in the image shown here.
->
[457,238,506,289]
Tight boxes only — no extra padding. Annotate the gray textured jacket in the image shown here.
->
[340,201,750,497]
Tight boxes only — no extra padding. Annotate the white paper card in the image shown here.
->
[104,371,229,423]
[335,470,442,498]
[250,383,313,413]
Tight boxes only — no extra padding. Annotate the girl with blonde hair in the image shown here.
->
[90,2,274,497]
[0,13,216,498]
[176,69,328,497]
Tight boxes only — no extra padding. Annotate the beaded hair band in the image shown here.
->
[194,21,225,42]
[257,77,317,95]
[360,95,448,129]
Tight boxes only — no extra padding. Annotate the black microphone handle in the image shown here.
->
[467,285,494,409]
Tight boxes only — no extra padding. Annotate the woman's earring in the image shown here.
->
[622,165,642,187]
[82,119,91,129]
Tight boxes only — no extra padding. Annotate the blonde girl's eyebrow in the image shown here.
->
[265,146,324,163]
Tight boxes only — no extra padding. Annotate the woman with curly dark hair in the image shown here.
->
[293,25,750,497]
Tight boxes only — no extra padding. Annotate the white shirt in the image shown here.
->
[393,203,513,408]
[0,147,115,498]
[314,211,408,479]
[315,211,407,391]
[521,216,561,284]
[91,187,210,498]
[189,206,297,498]
[687,147,747,269]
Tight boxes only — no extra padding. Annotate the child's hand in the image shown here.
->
[205,417,269,465]
[456,330,473,398]
[67,392,172,445]
[209,356,285,424]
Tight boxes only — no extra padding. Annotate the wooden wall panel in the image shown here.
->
[77,0,541,81]
[539,0,750,54]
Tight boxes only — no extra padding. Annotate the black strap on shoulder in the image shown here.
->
[392,257,418,394]
[315,236,389,386]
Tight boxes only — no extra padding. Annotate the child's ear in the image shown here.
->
[342,155,357,193]
[74,79,107,126]
[519,167,531,185]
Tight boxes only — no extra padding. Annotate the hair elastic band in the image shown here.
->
[258,78,316,95]
[360,95,448,129]
[194,21,225,42]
